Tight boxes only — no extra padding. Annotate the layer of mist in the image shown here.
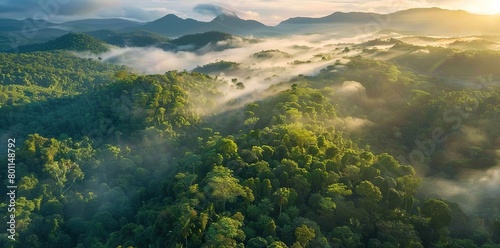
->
[78,31,500,220]
[82,34,366,104]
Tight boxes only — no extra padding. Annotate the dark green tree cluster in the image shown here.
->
[87,30,171,48]
[17,33,110,54]
[193,60,241,74]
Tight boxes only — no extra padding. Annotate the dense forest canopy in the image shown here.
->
[1,29,500,248]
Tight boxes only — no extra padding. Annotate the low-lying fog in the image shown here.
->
[88,33,367,84]
[81,31,499,218]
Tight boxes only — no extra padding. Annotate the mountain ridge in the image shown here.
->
[1,8,500,41]
[139,13,274,37]
[17,32,110,53]
[277,7,500,35]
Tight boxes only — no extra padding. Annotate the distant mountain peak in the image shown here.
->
[209,13,268,29]
[154,14,183,22]
[140,12,271,37]
[164,14,182,18]
[211,13,242,22]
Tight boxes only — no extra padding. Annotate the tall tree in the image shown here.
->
[204,216,245,247]
[204,166,247,211]
[273,187,291,215]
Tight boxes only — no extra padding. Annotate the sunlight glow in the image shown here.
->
[493,1,500,12]
[478,0,500,14]
[462,0,500,15]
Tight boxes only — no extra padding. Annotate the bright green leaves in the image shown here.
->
[356,180,383,203]
[215,138,238,160]
[43,158,84,189]
[204,166,248,211]
[274,187,291,215]
[205,215,246,247]
[294,224,316,247]
[327,183,352,197]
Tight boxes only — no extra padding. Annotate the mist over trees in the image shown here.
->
[1,13,500,248]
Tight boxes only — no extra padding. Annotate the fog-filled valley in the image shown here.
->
[1,4,500,248]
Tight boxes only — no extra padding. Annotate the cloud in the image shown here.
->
[419,147,500,214]
[75,33,370,112]
[335,117,375,132]
[337,81,367,96]
[334,80,386,110]
[192,3,263,21]
[90,33,336,72]
[242,10,260,19]
[420,165,500,213]
[0,0,118,18]
[0,0,173,22]
[96,6,170,21]
[99,47,206,73]
[193,3,236,17]
[54,0,119,16]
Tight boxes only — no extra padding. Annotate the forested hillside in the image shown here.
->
[87,30,171,48]
[17,33,110,54]
[0,46,499,248]
[0,52,125,107]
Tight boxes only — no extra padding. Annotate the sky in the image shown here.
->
[0,0,499,25]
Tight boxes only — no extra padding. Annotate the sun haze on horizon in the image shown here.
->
[0,0,499,25]
[460,0,500,15]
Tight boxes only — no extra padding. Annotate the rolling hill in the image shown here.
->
[87,30,171,47]
[18,32,110,53]
[156,31,251,52]
[280,11,379,25]
[208,14,272,35]
[139,14,205,37]
[170,31,236,49]
[59,18,143,32]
